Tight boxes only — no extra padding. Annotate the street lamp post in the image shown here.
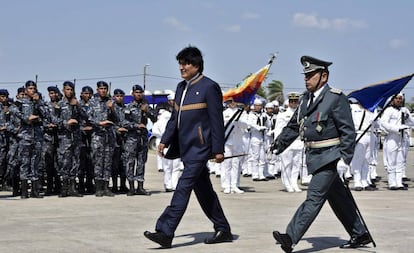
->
[143,64,150,91]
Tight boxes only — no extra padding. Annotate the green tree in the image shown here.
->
[256,86,267,99]
[266,80,284,103]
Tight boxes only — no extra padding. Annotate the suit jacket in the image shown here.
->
[275,84,356,174]
[162,74,225,162]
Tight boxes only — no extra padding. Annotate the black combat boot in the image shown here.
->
[85,177,95,194]
[54,176,62,195]
[21,180,29,199]
[136,181,151,196]
[95,180,104,197]
[45,176,54,196]
[77,176,85,194]
[111,176,118,194]
[12,177,20,197]
[68,179,83,197]
[59,179,69,198]
[31,180,43,198]
[127,180,135,196]
[102,180,115,197]
[119,176,129,193]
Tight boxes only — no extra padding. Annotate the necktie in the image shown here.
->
[308,93,314,108]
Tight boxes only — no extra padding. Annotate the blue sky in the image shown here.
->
[1,0,414,100]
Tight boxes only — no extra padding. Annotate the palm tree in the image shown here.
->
[256,86,267,99]
[267,80,284,103]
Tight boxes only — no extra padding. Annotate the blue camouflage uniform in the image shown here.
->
[112,95,128,193]
[122,85,157,195]
[40,87,60,195]
[87,83,118,197]
[0,90,11,190]
[6,100,22,195]
[78,94,94,194]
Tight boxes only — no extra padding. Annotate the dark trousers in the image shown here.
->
[286,161,366,244]
[155,160,231,237]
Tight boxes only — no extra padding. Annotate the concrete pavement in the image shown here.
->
[1,149,413,253]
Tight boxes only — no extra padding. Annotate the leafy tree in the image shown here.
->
[266,80,284,103]
[256,86,267,99]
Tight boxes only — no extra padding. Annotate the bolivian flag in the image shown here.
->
[223,55,275,105]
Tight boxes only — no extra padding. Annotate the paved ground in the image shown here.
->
[1,149,414,253]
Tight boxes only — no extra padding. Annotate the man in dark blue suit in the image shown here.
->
[144,46,232,248]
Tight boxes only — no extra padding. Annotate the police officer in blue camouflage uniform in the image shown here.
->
[6,87,25,196]
[17,80,49,198]
[0,89,11,192]
[88,81,117,197]
[55,81,84,197]
[40,86,61,196]
[122,84,156,196]
[112,88,129,194]
[271,56,373,252]
[78,86,95,194]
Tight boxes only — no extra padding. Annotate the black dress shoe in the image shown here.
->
[340,232,372,248]
[143,231,173,248]
[364,185,377,191]
[272,231,293,253]
[204,231,233,244]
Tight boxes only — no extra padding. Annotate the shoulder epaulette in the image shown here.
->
[330,88,342,94]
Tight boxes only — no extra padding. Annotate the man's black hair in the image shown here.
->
[176,46,204,73]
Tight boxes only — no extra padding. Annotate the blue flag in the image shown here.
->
[347,74,414,112]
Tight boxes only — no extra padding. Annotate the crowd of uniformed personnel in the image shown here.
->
[1,80,412,200]
[0,80,158,199]
[212,91,412,194]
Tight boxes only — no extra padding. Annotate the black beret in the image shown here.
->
[47,86,59,92]
[97,81,109,88]
[301,56,332,74]
[113,89,125,95]
[81,86,93,93]
[63,81,75,89]
[132,84,144,92]
[25,80,37,88]
[17,87,25,93]
[0,89,9,96]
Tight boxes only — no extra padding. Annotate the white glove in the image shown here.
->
[399,125,410,130]
[336,159,349,181]
[259,126,267,131]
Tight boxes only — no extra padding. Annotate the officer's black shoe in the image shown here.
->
[144,231,173,248]
[273,231,293,253]
[364,185,377,191]
[340,232,372,249]
[353,187,363,191]
[204,231,233,244]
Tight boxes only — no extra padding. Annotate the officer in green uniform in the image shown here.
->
[271,56,373,252]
